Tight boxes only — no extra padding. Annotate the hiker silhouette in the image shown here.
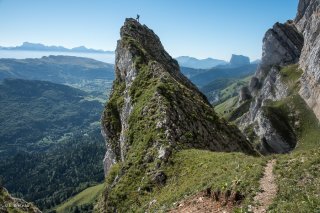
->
[136,14,140,22]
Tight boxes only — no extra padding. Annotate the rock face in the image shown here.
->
[0,187,41,213]
[234,0,320,154]
[229,54,250,66]
[236,21,304,154]
[100,18,255,210]
[295,0,320,120]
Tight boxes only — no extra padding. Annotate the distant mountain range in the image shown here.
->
[175,56,227,69]
[0,55,114,96]
[176,55,260,69]
[0,42,114,54]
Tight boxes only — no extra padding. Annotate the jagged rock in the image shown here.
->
[0,187,41,213]
[100,18,256,211]
[152,171,167,185]
[102,18,255,175]
[236,19,303,154]
[158,146,171,162]
[295,0,320,121]
[229,54,250,66]
[239,86,251,102]
[257,21,303,78]
[249,77,260,93]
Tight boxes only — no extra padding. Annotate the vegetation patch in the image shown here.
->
[269,64,320,211]
[55,183,105,213]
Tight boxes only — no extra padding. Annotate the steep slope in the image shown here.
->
[100,18,255,211]
[220,0,319,153]
[0,79,105,210]
[295,0,320,121]
[0,187,41,213]
[201,75,252,104]
[0,78,102,157]
[229,21,304,154]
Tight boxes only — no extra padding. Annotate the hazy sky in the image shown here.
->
[0,0,298,61]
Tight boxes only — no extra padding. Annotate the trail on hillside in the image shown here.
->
[252,159,277,213]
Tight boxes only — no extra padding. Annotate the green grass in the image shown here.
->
[55,183,105,213]
[267,65,320,212]
[150,149,265,212]
[213,64,320,212]
[102,149,266,212]
[219,75,252,103]
[215,96,238,117]
[270,97,320,212]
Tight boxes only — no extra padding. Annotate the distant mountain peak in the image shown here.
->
[229,54,250,66]
[176,56,227,69]
[0,42,114,54]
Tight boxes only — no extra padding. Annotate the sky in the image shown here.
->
[0,0,298,61]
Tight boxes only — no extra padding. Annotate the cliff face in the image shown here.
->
[236,21,304,154]
[229,54,250,66]
[102,19,254,174]
[233,0,320,154]
[100,18,255,211]
[295,0,320,120]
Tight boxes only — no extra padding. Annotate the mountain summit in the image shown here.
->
[100,18,254,211]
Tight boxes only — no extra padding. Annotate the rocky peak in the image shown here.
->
[259,21,303,74]
[101,18,255,208]
[120,18,171,66]
[229,54,250,66]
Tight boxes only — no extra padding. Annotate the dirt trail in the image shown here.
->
[252,159,277,213]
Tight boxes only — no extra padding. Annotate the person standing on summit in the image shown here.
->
[136,14,140,22]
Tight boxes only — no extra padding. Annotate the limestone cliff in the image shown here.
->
[100,18,255,211]
[232,0,320,154]
[236,21,304,154]
[295,0,320,120]
[0,187,41,213]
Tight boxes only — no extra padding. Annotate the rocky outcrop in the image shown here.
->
[100,18,255,210]
[102,19,255,175]
[295,0,320,120]
[0,187,41,213]
[236,21,303,154]
[256,21,304,78]
[229,54,250,66]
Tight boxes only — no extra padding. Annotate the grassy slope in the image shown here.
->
[103,150,265,212]
[212,64,320,212]
[150,150,265,212]
[218,75,251,103]
[99,32,261,212]
[55,183,105,213]
[268,65,320,212]
[214,76,251,118]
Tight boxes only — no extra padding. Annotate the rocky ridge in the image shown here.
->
[295,0,320,120]
[233,0,320,154]
[0,187,41,213]
[100,18,255,211]
[236,21,303,154]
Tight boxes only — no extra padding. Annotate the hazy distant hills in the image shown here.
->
[0,78,102,156]
[176,56,227,69]
[0,78,105,209]
[0,55,115,95]
[180,54,258,104]
[0,42,114,54]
